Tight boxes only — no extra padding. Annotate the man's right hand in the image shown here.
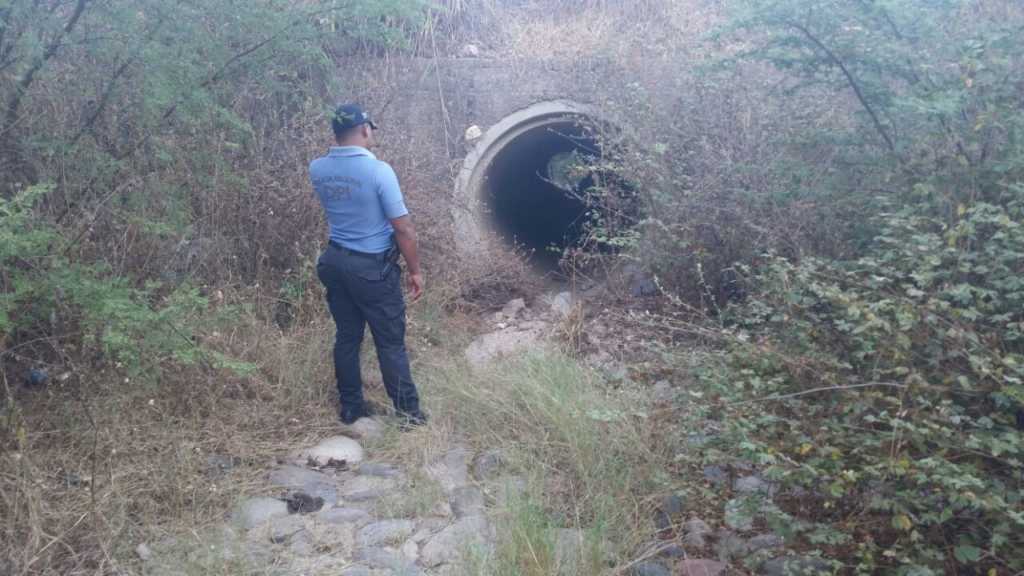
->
[407,273,424,302]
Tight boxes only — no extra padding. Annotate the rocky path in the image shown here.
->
[141,418,522,576]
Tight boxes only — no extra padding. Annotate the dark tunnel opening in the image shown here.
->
[484,118,599,271]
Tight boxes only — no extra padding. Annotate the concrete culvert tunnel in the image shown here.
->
[456,101,612,271]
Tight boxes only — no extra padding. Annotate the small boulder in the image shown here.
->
[420,515,493,567]
[423,447,472,493]
[340,475,397,501]
[358,519,416,548]
[680,559,728,576]
[464,125,483,141]
[683,517,712,548]
[349,417,385,441]
[450,485,485,518]
[298,435,364,465]
[317,506,371,526]
[234,497,288,530]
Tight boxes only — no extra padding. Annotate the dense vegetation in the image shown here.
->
[593,1,1024,573]
[2,0,1022,575]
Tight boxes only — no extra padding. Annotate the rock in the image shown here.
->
[702,465,729,486]
[655,493,686,531]
[234,497,288,529]
[464,125,483,141]
[358,519,416,548]
[135,543,153,561]
[450,486,485,518]
[354,546,423,574]
[682,518,712,548]
[458,43,481,58]
[715,529,748,560]
[318,506,371,526]
[547,291,576,317]
[759,556,836,576]
[359,462,402,478]
[268,465,339,505]
[465,327,543,368]
[420,515,493,567]
[401,539,419,562]
[472,449,503,480]
[747,533,785,552]
[341,475,397,501]
[349,417,385,441]
[411,518,449,543]
[424,447,471,494]
[298,435,364,465]
[680,559,728,576]
[269,515,306,544]
[630,560,671,576]
[734,475,776,496]
[501,298,526,318]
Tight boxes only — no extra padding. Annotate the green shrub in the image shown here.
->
[691,199,1024,573]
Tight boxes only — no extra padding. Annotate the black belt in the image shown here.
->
[328,240,387,260]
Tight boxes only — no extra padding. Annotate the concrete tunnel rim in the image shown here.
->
[453,99,601,255]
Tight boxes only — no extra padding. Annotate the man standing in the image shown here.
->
[310,103,427,428]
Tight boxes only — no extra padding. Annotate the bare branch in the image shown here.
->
[787,19,899,160]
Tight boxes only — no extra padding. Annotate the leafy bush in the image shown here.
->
[688,198,1024,573]
[0,185,231,374]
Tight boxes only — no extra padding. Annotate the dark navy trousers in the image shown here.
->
[316,244,420,414]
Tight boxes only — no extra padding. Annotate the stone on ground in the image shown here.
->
[268,465,340,505]
[465,327,543,368]
[318,506,371,526]
[341,475,397,501]
[348,417,385,441]
[298,435,365,465]
[683,517,712,548]
[420,515,493,567]
[450,486,485,518]
[423,447,471,494]
[358,519,416,548]
[234,497,288,529]
[269,514,306,543]
[680,559,729,576]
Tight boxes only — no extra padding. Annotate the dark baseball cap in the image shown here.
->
[332,103,378,135]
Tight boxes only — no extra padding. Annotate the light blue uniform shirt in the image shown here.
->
[309,146,408,254]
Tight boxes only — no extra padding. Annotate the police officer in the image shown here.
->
[310,104,427,428]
